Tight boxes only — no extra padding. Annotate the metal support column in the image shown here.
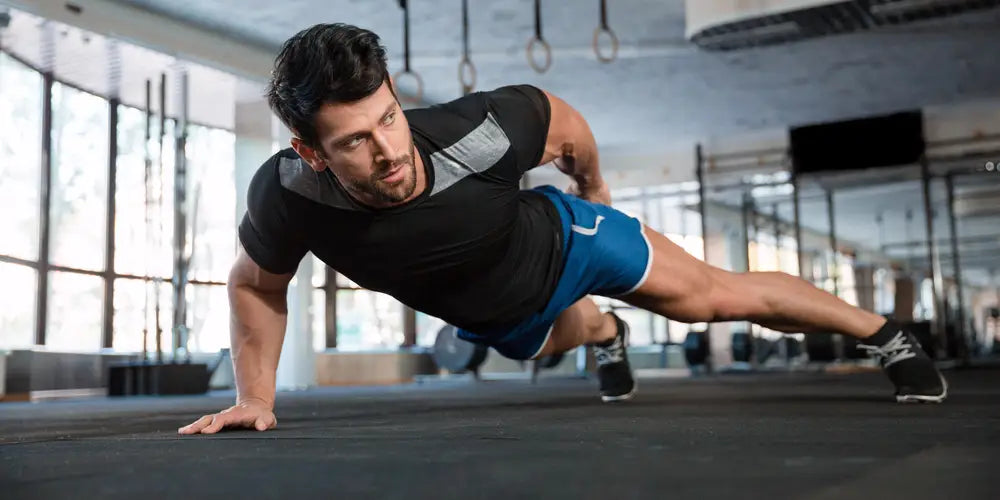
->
[920,157,945,354]
[826,189,839,298]
[792,173,805,279]
[945,173,970,363]
[102,98,120,349]
[741,190,753,272]
[325,267,337,349]
[695,144,713,373]
[35,71,54,346]
[172,70,190,360]
[772,204,782,271]
[403,308,417,347]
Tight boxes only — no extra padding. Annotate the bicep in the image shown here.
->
[229,245,294,296]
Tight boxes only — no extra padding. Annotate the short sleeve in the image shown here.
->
[237,157,308,274]
[482,85,551,175]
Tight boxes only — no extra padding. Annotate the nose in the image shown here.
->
[371,130,398,163]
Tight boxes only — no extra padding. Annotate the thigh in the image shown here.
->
[620,226,760,324]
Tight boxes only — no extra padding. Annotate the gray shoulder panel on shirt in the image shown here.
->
[277,156,358,210]
[430,112,511,196]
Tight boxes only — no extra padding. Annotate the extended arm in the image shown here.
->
[228,246,295,409]
[178,246,293,434]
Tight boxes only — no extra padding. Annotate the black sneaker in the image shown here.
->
[856,329,948,403]
[592,312,636,403]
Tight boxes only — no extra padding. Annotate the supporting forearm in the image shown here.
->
[553,122,603,190]
[229,283,288,409]
[539,89,609,204]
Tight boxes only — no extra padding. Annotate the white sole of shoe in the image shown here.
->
[895,373,948,403]
[601,381,637,403]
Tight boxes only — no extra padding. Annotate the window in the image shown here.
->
[0,53,43,260]
[49,83,110,271]
[0,263,37,348]
[187,124,236,282]
[312,289,326,352]
[311,255,328,351]
[335,289,404,350]
[334,269,407,350]
[187,284,230,353]
[838,253,858,307]
[917,277,936,320]
[874,268,896,316]
[114,106,175,278]
[46,271,104,351]
[416,312,447,347]
[778,236,799,276]
[615,304,660,345]
[112,278,173,355]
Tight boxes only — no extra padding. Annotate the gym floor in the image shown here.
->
[2,367,998,499]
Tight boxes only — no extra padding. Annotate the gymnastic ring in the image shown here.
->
[526,36,552,73]
[392,69,424,104]
[593,27,619,63]
[458,57,477,95]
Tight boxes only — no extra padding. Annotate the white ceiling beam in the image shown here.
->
[3,0,275,81]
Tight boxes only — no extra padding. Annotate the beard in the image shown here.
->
[347,141,418,206]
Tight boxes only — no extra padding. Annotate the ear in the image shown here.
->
[290,137,328,173]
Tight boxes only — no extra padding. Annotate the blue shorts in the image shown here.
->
[456,185,653,360]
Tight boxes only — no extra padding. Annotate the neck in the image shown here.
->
[404,144,427,203]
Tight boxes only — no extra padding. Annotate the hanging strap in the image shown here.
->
[401,0,411,72]
[394,0,423,103]
[593,0,619,63]
[534,0,543,41]
[526,0,551,73]
[462,0,470,61]
[458,0,477,94]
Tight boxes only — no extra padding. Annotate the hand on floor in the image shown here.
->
[178,399,277,435]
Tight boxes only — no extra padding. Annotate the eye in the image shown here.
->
[344,136,364,149]
[382,112,396,126]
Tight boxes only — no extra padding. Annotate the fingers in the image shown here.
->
[176,412,233,435]
[201,413,230,435]
[178,408,276,435]
[177,414,214,435]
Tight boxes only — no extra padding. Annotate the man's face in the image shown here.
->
[294,81,419,208]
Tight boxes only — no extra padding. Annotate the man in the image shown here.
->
[179,24,946,435]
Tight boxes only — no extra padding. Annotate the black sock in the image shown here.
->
[861,319,903,346]
[593,336,616,348]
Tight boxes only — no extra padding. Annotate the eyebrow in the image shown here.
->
[330,102,398,146]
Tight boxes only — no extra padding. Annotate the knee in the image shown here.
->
[583,311,610,338]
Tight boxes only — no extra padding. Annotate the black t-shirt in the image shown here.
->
[238,85,563,332]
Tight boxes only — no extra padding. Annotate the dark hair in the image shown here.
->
[266,23,392,148]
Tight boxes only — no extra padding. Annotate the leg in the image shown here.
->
[622,225,945,402]
[621,226,886,338]
[533,297,636,402]
[532,297,616,358]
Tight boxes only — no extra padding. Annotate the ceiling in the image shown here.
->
[0,8,238,129]
[103,0,1000,149]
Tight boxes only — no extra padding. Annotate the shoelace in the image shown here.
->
[856,331,917,368]
[593,336,624,365]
